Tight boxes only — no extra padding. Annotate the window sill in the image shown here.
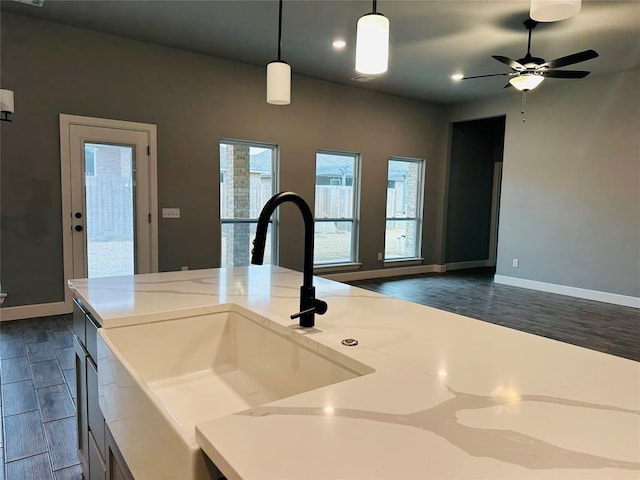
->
[314,262,363,274]
[383,258,424,267]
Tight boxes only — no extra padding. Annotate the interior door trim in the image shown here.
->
[60,114,158,312]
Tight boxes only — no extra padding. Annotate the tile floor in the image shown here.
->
[0,315,81,480]
[350,268,640,362]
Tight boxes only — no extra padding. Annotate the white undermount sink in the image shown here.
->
[97,305,372,480]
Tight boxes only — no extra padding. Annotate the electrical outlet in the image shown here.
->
[512,258,519,268]
[162,208,180,219]
[377,252,383,261]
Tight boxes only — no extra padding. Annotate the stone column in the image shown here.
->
[224,145,251,266]
[405,162,420,255]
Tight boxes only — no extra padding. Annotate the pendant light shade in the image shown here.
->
[509,74,545,91]
[0,89,14,122]
[530,0,581,22]
[266,0,291,105]
[267,61,291,105]
[355,1,389,75]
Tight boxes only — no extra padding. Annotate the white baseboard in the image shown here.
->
[322,264,442,282]
[494,275,640,309]
[445,260,490,271]
[0,301,71,322]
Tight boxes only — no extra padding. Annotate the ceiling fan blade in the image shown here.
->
[503,82,512,89]
[492,55,525,71]
[540,50,599,69]
[462,73,511,80]
[542,70,591,79]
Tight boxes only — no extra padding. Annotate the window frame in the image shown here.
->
[313,149,362,266]
[384,156,426,262]
[219,139,279,267]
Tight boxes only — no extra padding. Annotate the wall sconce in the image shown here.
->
[530,0,581,22]
[266,0,291,105]
[0,89,14,122]
[355,0,389,75]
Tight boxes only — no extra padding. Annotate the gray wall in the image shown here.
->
[3,12,638,309]
[445,117,504,264]
[446,69,640,297]
[0,12,445,307]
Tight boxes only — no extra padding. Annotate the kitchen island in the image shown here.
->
[69,265,640,480]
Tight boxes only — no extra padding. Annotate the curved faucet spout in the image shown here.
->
[251,192,314,287]
[251,192,326,327]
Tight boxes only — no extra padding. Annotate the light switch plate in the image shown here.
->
[162,208,180,219]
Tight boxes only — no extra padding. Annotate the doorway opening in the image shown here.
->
[60,114,158,310]
[444,115,505,272]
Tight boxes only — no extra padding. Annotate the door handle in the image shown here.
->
[74,225,83,232]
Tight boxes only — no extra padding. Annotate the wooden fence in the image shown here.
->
[219,184,403,219]
[85,176,133,242]
[315,185,353,218]
[220,181,272,219]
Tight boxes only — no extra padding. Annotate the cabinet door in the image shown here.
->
[89,432,107,480]
[73,298,87,346]
[87,357,106,456]
[106,426,134,480]
[74,335,89,478]
[86,313,100,362]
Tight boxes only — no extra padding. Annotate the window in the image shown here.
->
[220,140,278,267]
[314,151,360,265]
[385,157,425,260]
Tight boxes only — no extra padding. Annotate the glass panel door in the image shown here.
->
[69,124,150,279]
[84,143,135,277]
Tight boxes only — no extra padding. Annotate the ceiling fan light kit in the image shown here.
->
[460,18,597,99]
[530,0,581,22]
[266,0,291,105]
[355,0,389,75]
[509,74,544,91]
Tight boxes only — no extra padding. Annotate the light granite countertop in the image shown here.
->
[69,266,640,479]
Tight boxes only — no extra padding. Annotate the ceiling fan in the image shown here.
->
[462,19,599,92]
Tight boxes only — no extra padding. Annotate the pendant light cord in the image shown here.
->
[277,0,283,61]
[372,0,377,13]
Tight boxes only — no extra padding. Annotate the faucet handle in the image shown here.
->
[290,299,328,320]
[290,307,316,320]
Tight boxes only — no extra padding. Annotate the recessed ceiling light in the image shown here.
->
[451,73,464,81]
[332,39,347,50]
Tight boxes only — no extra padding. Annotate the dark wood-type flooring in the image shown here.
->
[0,315,81,480]
[0,269,638,479]
[350,267,640,362]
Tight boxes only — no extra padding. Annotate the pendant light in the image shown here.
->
[530,0,581,22]
[355,0,389,75]
[0,89,14,122]
[266,0,291,105]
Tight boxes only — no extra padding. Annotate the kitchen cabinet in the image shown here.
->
[74,298,133,480]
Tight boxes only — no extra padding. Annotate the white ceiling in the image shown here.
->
[2,0,639,104]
